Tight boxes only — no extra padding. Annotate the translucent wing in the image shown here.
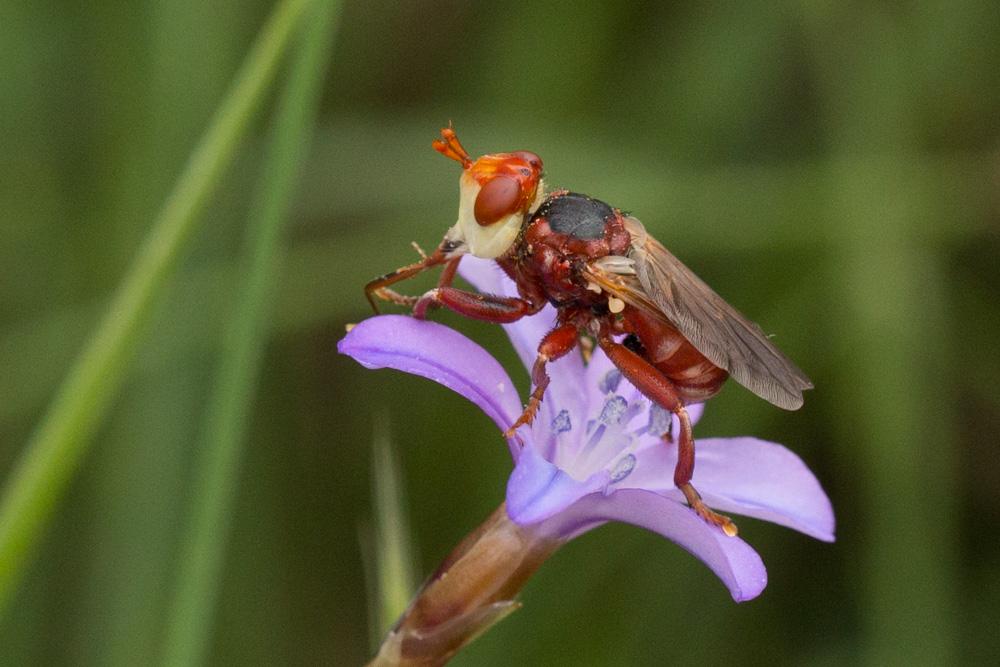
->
[584,216,812,410]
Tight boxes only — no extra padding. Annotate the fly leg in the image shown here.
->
[503,323,578,438]
[600,335,737,537]
[412,286,542,323]
[411,257,463,316]
[372,254,465,313]
[364,246,449,313]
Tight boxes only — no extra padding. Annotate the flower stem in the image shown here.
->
[369,504,563,667]
[0,0,311,616]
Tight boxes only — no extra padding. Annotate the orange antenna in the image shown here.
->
[432,125,472,168]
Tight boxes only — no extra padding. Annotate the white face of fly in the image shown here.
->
[444,171,545,260]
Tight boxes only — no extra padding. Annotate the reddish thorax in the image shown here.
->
[499,189,630,308]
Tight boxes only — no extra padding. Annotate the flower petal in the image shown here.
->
[622,436,835,542]
[454,254,510,297]
[338,315,523,458]
[687,402,705,427]
[458,257,588,423]
[537,488,768,602]
[506,445,610,525]
[692,437,835,542]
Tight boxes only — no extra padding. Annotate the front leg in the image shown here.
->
[406,257,464,317]
[365,236,468,313]
[412,286,541,323]
[364,246,448,313]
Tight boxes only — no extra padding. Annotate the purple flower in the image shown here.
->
[339,257,834,602]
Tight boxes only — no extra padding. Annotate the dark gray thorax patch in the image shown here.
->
[539,192,614,240]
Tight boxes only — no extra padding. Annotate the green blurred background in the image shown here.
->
[2,1,999,665]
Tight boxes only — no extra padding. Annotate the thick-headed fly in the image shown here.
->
[365,128,812,536]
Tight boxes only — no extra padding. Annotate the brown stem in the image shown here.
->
[368,504,563,666]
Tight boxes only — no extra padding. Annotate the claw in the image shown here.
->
[679,483,738,536]
[503,395,543,439]
[502,429,525,448]
[694,502,738,537]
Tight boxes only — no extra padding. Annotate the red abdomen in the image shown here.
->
[624,307,728,404]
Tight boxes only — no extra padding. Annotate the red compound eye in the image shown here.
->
[474,175,522,226]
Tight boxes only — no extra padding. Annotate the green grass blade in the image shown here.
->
[369,419,417,643]
[0,0,312,615]
[159,2,340,665]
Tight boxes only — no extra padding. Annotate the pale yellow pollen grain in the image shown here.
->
[586,281,602,293]
[608,296,625,313]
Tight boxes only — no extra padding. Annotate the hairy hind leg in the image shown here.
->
[599,336,737,536]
